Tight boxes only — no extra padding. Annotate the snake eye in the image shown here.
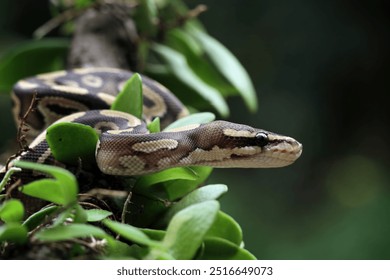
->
[255,132,269,147]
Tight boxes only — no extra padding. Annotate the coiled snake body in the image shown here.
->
[7,68,302,176]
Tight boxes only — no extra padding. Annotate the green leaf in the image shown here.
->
[165,29,235,96]
[140,228,166,241]
[73,204,88,224]
[104,238,136,259]
[20,179,70,206]
[161,184,227,225]
[166,28,203,57]
[15,161,78,205]
[0,39,69,92]
[133,0,158,37]
[151,43,229,117]
[23,205,59,231]
[147,117,161,133]
[145,64,213,111]
[206,211,243,245]
[162,200,219,259]
[187,26,258,112]
[135,166,212,202]
[164,112,215,131]
[103,219,161,248]
[135,167,198,195]
[146,250,175,260]
[46,122,99,166]
[200,237,257,260]
[52,206,75,227]
[0,224,28,244]
[111,73,143,119]
[34,224,107,242]
[0,199,24,223]
[163,166,213,201]
[85,209,113,222]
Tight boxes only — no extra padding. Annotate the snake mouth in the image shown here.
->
[261,140,303,167]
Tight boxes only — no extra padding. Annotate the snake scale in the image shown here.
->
[4,67,302,176]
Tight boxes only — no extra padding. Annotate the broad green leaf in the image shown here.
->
[111,73,143,119]
[187,26,258,112]
[85,209,113,222]
[134,166,210,201]
[141,228,166,241]
[135,167,198,194]
[206,211,243,245]
[145,64,214,111]
[161,184,227,225]
[166,28,203,57]
[34,224,107,242]
[103,219,161,248]
[0,39,69,92]
[151,43,229,117]
[104,238,136,259]
[146,250,175,260]
[52,205,75,227]
[46,122,99,166]
[163,166,213,201]
[147,117,161,133]
[0,224,28,244]
[166,29,235,96]
[73,204,88,224]
[162,200,219,259]
[0,199,24,223]
[133,0,158,37]
[15,161,78,205]
[199,237,257,260]
[23,205,59,231]
[164,112,215,131]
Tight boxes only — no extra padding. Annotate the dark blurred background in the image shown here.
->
[0,0,389,259]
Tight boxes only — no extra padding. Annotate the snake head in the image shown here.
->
[250,130,303,168]
[201,121,303,169]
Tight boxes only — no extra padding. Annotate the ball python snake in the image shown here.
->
[4,67,302,176]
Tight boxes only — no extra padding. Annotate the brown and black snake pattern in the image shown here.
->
[4,68,302,176]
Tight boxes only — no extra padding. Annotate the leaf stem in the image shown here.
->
[0,167,21,193]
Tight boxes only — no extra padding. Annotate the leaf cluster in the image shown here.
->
[0,160,255,260]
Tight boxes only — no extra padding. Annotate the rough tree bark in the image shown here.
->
[67,3,139,70]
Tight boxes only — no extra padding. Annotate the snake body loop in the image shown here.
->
[8,68,302,176]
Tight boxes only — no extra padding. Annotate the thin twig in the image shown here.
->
[33,3,98,39]
[80,188,128,200]
[121,191,132,224]
[157,4,208,41]
[17,93,38,150]
[5,93,38,172]
[178,4,208,25]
